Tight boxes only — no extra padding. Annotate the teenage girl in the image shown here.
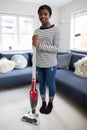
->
[32,4,60,114]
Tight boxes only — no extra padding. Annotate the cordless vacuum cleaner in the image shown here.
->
[22,46,40,125]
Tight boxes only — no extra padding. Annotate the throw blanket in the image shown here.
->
[74,57,87,78]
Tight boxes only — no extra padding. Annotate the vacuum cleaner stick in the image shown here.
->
[22,47,40,125]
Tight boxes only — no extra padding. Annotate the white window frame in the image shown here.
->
[0,13,34,52]
[70,9,87,51]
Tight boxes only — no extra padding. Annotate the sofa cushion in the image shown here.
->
[0,53,2,58]
[84,94,87,107]
[69,52,87,71]
[57,53,71,69]
[56,69,87,105]
[0,67,32,88]
[11,54,28,69]
[56,69,87,93]
[0,52,29,60]
[0,57,16,73]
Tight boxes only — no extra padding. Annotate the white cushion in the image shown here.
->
[11,54,28,69]
[74,56,87,78]
[0,57,16,73]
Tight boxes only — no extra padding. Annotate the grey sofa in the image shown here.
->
[56,51,87,108]
[0,52,33,88]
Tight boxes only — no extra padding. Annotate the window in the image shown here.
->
[0,14,34,51]
[70,9,87,51]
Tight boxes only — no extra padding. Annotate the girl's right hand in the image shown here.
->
[32,35,38,42]
[32,35,40,48]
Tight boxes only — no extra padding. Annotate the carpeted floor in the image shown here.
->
[0,84,87,130]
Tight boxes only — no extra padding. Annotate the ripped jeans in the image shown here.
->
[36,66,57,99]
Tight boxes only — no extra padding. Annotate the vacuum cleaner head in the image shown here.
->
[21,112,40,125]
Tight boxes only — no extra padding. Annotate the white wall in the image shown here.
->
[59,0,87,51]
[0,0,59,30]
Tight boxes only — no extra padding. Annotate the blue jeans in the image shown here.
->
[36,66,57,99]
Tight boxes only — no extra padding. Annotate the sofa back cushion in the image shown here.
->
[0,52,32,66]
[57,53,71,69]
[1,52,28,59]
[69,52,87,71]
[0,53,2,59]
[57,52,71,69]
[28,52,33,66]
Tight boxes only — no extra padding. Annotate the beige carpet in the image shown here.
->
[0,84,87,130]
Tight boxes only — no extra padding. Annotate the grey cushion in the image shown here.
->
[57,53,71,69]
